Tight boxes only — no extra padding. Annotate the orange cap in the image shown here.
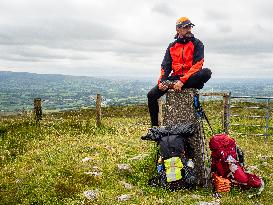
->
[176,17,195,28]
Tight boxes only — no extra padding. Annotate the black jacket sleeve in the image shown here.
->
[158,43,173,83]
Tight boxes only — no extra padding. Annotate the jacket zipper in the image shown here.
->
[181,45,185,75]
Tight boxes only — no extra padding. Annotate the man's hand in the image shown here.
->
[158,83,168,91]
[173,80,184,91]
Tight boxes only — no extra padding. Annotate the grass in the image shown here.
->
[0,103,272,205]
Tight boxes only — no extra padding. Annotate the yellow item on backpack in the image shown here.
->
[164,157,183,182]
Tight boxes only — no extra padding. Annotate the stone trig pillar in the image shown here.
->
[163,88,210,186]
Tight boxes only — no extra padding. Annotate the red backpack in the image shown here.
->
[209,134,263,190]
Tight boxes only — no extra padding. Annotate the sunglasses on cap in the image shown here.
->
[176,23,194,29]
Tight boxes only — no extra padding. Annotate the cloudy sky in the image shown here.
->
[0,0,272,80]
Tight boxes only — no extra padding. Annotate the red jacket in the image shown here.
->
[158,35,204,84]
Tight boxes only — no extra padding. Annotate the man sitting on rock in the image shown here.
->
[147,17,212,126]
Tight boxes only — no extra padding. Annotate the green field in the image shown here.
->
[0,103,272,205]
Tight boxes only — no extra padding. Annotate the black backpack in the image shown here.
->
[141,123,197,190]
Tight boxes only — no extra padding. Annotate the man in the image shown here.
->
[147,17,212,126]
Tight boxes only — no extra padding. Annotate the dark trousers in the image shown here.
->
[147,68,212,126]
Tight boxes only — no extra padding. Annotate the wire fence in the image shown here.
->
[228,96,273,142]
[200,92,273,142]
[2,92,273,142]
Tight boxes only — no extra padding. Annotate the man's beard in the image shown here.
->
[184,31,193,38]
[174,31,194,39]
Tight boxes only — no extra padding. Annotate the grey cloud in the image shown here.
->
[0,43,91,62]
[0,37,163,65]
[0,14,168,60]
[0,20,167,62]
[151,2,175,16]
[217,25,233,33]
[0,51,65,62]
[204,10,228,21]
[0,55,52,63]
[252,0,273,18]
[0,18,122,61]
[205,36,273,55]
[260,7,273,18]
[0,18,117,46]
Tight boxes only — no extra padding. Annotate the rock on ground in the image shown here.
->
[117,194,131,201]
[83,190,99,200]
[117,163,131,171]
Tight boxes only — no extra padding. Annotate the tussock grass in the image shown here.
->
[0,104,272,205]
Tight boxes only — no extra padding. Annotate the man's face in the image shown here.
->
[176,25,192,38]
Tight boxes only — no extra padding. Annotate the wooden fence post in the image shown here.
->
[96,93,102,127]
[223,92,231,134]
[34,98,42,123]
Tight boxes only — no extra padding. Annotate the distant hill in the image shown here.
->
[204,77,273,96]
[0,71,152,112]
[0,71,272,113]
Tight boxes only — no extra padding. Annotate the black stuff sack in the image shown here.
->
[141,123,197,190]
